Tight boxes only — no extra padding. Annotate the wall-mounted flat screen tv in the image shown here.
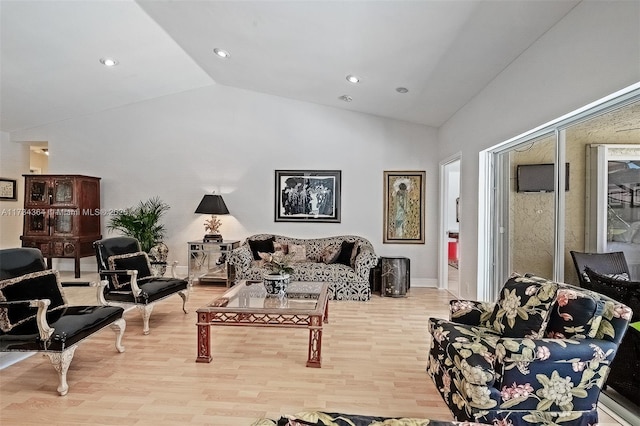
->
[516,163,569,193]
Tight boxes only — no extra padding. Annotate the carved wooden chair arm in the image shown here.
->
[99,269,143,297]
[59,280,109,305]
[149,260,178,278]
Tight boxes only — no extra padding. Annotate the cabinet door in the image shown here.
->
[52,178,75,206]
[26,178,50,206]
[51,209,76,235]
[24,210,49,236]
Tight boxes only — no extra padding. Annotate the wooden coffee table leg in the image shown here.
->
[306,315,322,368]
[196,313,212,363]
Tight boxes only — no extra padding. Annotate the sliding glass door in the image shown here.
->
[488,94,640,421]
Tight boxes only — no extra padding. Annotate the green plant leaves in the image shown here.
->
[107,196,170,252]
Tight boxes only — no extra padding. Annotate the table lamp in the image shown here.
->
[195,193,229,242]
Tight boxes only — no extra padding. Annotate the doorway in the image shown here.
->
[439,154,461,295]
[28,143,48,173]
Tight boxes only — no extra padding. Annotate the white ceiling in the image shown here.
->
[0,0,581,133]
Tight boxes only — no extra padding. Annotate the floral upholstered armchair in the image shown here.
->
[427,274,633,426]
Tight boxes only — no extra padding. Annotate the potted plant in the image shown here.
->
[260,251,294,295]
[107,196,171,273]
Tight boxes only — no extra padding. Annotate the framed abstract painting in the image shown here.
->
[383,171,425,244]
[275,170,341,222]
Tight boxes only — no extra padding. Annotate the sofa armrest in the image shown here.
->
[494,337,617,411]
[228,245,253,275]
[450,299,495,325]
[354,247,378,280]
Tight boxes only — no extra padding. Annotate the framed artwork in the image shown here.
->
[0,178,17,201]
[275,170,341,222]
[383,171,425,244]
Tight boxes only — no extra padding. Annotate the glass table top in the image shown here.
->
[205,280,327,311]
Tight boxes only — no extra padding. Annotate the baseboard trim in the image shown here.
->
[410,278,438,288]
[0,352,35,370]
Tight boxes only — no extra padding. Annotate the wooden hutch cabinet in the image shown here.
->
[20,175,101,278]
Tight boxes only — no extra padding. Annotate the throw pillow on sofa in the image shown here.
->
[289,244,307,262]
[274,242,289,254]
[335,241,355,267]
[248,237,275,260]
[485,274,558,338]
[320,244,341,264]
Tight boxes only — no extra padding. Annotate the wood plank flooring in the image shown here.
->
[0,273,624,425]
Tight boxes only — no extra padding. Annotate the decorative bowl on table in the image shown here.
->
[263,272,290,295]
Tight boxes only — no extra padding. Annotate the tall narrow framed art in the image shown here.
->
[275,170,341,222]
[383,171,425,244]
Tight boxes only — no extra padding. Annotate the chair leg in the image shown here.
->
[178,289,189,314]
[136,304,154,335]
[110,318,126,352]
[45,345,77,396]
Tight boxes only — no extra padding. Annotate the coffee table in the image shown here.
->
[196,280,329,367]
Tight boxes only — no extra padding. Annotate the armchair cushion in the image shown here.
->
[545,288,605,339]
[485,275,557,338]
[248,237,275,260]
[0,269,67,332]
[108,251,152,288]
[450,299,495,325]
[104,277,188,304]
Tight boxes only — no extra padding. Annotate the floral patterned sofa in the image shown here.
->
[250,411,488,426]
[427,274,633,426]
[228,234,378,301]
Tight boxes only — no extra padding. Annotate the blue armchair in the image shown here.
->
[427,274,632,426]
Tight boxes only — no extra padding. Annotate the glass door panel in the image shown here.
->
[53,179,74,205]
[508,133,557,279]
[27,179,49,205]
[25,211,48,235]
[52,210,75,235]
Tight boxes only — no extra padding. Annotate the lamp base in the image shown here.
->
[203,233,223,242]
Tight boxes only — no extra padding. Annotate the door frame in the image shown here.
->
[438,152,461,292]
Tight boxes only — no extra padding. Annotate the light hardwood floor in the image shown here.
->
[0,273,624,426]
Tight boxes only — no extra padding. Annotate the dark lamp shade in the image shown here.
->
[195,194,229,215]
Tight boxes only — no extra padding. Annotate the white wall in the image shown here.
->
[9,85,439,285]
[438,0,640,299]
[445,169,459,233]
[0,131,29,248]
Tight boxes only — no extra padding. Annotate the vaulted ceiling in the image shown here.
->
[0,0,581,133]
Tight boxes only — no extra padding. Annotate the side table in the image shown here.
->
[380,256,410,297]
[187,240,240,287]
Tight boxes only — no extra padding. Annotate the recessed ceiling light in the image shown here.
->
[213,48,230,58]
[99,58,118,67]
[338,95,353,102]
[396,87,409,93]
[346,74,360,84]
